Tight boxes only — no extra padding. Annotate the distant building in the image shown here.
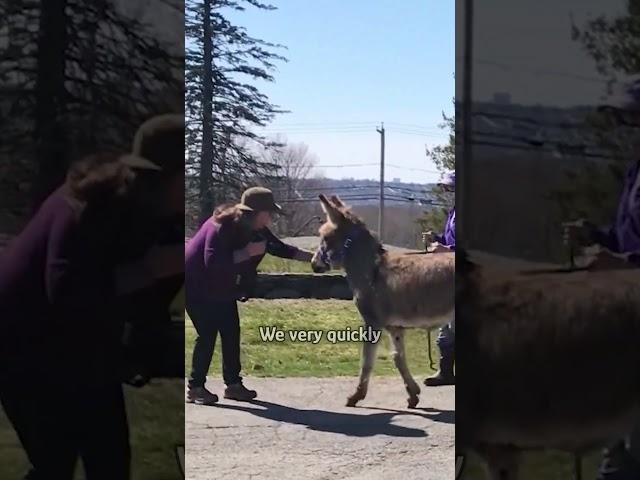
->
[393,177,401,183]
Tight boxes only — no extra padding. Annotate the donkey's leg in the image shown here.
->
[346,338,378,407]
[387,327,421,408]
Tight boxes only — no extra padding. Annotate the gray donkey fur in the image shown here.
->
[457,251,640,480]
[311,194,454,408]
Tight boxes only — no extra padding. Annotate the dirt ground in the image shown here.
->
[185,376,454,480]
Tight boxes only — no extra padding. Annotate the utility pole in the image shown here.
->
[376,122,385,241]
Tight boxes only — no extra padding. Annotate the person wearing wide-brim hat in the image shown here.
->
[0,150,169,480]
[421,171,456,387]
[185,187,314,405]
[563,77,640,480]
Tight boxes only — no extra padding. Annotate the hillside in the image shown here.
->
[296,178,437,206]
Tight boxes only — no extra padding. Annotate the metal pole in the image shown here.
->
[376,123,385,241]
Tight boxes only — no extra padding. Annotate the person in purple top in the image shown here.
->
[564,77,640,480]
[0,152,168,480]
[185,187,314,405]
[422,171,455,386]
[0,116,185,480]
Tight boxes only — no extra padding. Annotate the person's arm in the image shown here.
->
[45,212,78,306]
[205,224,263,275]
[262,229,313,262]
[432,232,446,245]
[46,212,110,310]
[594,161,640,252]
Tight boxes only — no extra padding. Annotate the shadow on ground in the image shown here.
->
[211,399,453,438]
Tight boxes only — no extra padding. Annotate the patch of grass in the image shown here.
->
[257,254,314,273]
[0,380,184,480]
[185,299,438,378]
[461,450,601,480]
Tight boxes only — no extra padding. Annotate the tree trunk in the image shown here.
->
[33,0,68,209]
[198,0,214,224]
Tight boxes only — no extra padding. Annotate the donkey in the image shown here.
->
[456,250,640,480]
[311,194,454,408]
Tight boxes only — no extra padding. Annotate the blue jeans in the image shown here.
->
[436,320,455,353]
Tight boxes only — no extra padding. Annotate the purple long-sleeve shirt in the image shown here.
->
[593,159,640,263]
[435,208,455,249]
[185,219,301,302]
[0,187,120,373]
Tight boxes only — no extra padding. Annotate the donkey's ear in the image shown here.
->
[319,194,344,224]
[330,195,346,208]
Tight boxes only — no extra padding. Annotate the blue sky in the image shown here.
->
[226,1,454,183]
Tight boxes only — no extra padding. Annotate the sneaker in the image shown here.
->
[224,382,257,401]
[186,386,219,405]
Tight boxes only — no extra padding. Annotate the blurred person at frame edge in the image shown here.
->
[0,114,185,480]
[421,171,455,387]
[564,78,640,480]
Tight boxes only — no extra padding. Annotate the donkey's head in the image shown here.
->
[311,194,379,273]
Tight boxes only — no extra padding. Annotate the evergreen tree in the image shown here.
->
[185,0,286,225]
[418,108,455,238]
[0,0,183,209]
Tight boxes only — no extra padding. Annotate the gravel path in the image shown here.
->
[186,377,454,480]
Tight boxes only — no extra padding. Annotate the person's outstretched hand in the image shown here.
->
[422,231,436,247]
[562,219,596,248]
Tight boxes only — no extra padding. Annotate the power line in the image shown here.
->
[387,122,442,132]
[268,184,434,194]
[264,121,379,127]
[278,196,448,206]
[386,164,441,174]
[313,163,441,175]
[260,125,375,131]
[259,130,375,136]
[264,121,443,131]
[257,123,446,137]
[391,130,446,138]
[314,163,378,168]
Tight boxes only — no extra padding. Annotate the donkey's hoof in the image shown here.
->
[407,396,419,409]
[346,396,360,407]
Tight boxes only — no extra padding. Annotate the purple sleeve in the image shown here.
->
[45,209,80,306]
[203,223,254,276]
[592,161,640,253]
[262,229,300,259]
